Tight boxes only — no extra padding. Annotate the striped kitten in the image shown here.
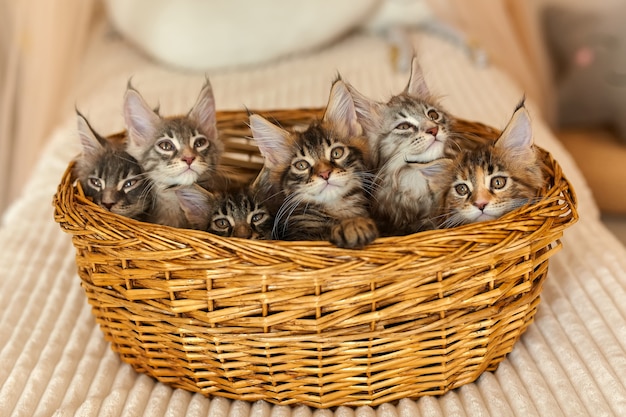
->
[123,78,228,228]
[426,101,545,228]
[207,189,273,239]
[73,111,152,220]
[250,79,378,249]
[345,57,493,235]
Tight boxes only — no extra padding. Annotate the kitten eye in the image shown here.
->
[491,176,507,189]
[294,160,310,171]
[194,137,208,149]
[427,110,440,120]
[331,146,345,159]
[122,179,137,189]
[251,212,266,223]
[454,183,470,196]
[394,122,414,131]
[213,218,231,230]
[157,139,175,152]
[88,177,102,189]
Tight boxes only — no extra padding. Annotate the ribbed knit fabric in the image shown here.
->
[1,20,624,417]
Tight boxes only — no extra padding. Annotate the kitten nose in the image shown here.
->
[474,201,488,211]
[233,224,253,239]
[318,170,331,180]
[426,126,438,137]
[102,202,115,210]
[182,156,196,166]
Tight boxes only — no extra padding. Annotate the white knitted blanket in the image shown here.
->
[1,21,625,417]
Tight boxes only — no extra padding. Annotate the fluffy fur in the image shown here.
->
[73,111,152,220]
[123,78,228,228]
[426,101,546,228]
[250,79,378,248]
[345,56,497,235]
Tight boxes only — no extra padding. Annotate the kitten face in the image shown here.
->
[141,119,219,187]
[280,125,368,207]
[348,57,452,168]
[123,79,224,188]
[375,94,451,166]
[429,101,545,227]
[208,190,273,239]
[74,111,151,220]
[83,152,151,219]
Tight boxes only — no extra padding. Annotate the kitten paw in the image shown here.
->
[331,217,378,249]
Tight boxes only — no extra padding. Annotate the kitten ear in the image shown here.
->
[175,185,214,230]
[323,78,363,138]
[421,158,455,190]
[76,110,105,158]
[345,81,383,134]
[189,77,218,138]
[123,83,161,157]
[405,56,430,98]
[249,114,293,168]
[495,99,535,160]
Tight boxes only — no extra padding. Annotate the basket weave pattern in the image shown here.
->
[53,109,578,408]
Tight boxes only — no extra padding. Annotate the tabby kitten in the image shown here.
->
[207,188,273,239]
[73,111,152,220]
[123,78,228,228]
[250,79,378,249]
[345,57,491,235]
[426,101,545,228]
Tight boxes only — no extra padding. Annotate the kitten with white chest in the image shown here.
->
[426,100,546,227]
[250,79,378,249]
[123,78,229,228]
[345,57,492,235]
[73,111,152,220]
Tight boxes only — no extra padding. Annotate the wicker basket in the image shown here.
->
[53,108,578,408]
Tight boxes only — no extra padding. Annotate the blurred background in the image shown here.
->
[1,0,625,242]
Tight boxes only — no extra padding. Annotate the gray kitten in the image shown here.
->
[250,79,378,248]
[73,111,152,220]
[346,57,466,235]
[123,78,228,229]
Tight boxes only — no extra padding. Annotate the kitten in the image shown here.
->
[207,188,273,239]
[250,79,378,249]
[345,57,493,235]
[123,78,228,228]
[426,100,545,228]
[73,111,152,220]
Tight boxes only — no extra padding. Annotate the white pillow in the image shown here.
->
[104,0,381,71]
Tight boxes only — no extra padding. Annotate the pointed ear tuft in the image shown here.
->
[405,56,430,98]
[323,79,363,138]
[344,81,383,135]
[189,78,218,138]
[76,110,105,158]
[249,114,292,169]
[123,85,161,157]
[495,100,534,156]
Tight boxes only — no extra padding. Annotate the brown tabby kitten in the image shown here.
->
[123,78,228,228]
[207,188,274,239]
[73,111,152,220]
[250,79,378,249]
[345,57,494,235]
[426,100,545,228]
